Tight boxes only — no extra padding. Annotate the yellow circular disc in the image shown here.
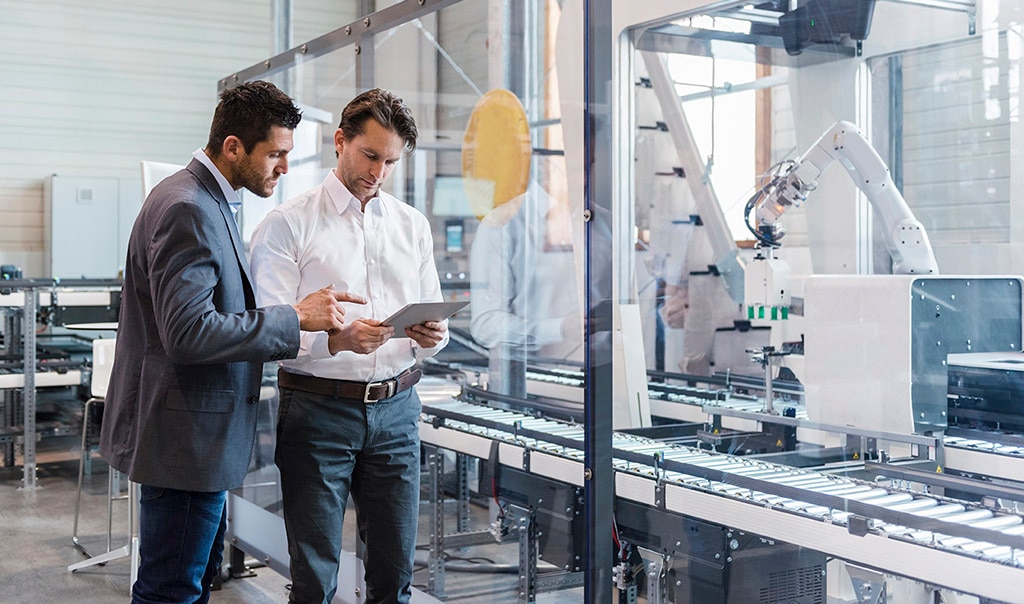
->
[462,89,532,220]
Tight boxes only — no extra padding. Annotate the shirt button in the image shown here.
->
[369,259,376,265]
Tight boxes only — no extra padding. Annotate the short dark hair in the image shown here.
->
[206,81,302,156]
[339,88,417,154]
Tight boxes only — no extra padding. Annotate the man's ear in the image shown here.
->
[222,135,244,161]
[334,129,345,153]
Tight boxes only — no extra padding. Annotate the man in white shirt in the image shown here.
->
[250,88,446,604]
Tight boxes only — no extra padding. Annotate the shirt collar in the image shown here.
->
[324,169,390,217]
[192,148,242,213]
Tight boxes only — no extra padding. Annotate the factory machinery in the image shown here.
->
[415,369,1024,604]
[415,273,1024,604]
[0,276,120,489]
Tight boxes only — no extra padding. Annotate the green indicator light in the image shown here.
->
[810,18,815,27]
[771,307,778,320]
[758,307,765,319]
[782,307,789,320]
[748,306,754,319]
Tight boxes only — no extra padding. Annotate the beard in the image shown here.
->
[338,167,379,204]
[236,153,277,198]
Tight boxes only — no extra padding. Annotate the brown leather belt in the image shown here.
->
[278,368,421,403]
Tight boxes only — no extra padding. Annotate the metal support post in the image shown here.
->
[637,547,668,604]
[2,310,17,466]
[507,503,586,601]
[618,577,637,604]
[455,452,470,533]
[426,446,446,598]
[2,389,14,466]
[513,504,538,604]
[748,345,789,415]
[422,444,508,602]
[226,542,256,579]
[21,288,37,490]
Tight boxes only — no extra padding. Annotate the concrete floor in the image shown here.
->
[0,442,290,604]
[0,437,581,604]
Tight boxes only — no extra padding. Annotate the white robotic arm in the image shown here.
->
[748,120,938,275]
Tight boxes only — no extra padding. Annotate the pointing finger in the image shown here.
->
[334,292,368,305]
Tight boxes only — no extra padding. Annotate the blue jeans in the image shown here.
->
[132,486,227,604]
[276,385,421,604]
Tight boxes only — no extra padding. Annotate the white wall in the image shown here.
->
[0,0,357,276]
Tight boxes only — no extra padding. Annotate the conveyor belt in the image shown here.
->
[945,434,1024,458]
[523,367,810,426]
[417,379,1024,602]
[943,433,1024,488]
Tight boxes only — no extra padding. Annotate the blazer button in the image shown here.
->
[249,395,259,404]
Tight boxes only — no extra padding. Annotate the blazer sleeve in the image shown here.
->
[147,197,299,365]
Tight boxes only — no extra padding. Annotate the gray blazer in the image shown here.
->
[99,158,299,492]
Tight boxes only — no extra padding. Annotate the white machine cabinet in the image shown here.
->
[803,275,1023,436]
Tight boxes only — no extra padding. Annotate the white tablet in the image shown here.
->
[381,301,469,336]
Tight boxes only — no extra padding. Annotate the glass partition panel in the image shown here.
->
[866,16,1024,276]
[231,41,358,554]
[373,0,583,396]
[228,1,591,601]
[238,52,358,245]
[226,1,1024,602]
[619,2,1024,603]
[373,3,590,598]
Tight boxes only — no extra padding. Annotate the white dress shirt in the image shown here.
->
[250,170,447,381]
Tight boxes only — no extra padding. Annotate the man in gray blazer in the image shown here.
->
[99,81,361,604]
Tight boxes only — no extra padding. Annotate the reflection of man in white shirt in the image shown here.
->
[470,180,582,363]
[249,88,444,604]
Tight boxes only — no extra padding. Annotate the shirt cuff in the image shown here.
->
[307,331,334,360]
[538,317,564,345]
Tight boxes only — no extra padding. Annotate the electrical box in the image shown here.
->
[44,175,141,279]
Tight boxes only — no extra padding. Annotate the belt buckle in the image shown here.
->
[363,378,396,403]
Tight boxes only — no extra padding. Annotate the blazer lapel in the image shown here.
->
[186,159,257,307]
